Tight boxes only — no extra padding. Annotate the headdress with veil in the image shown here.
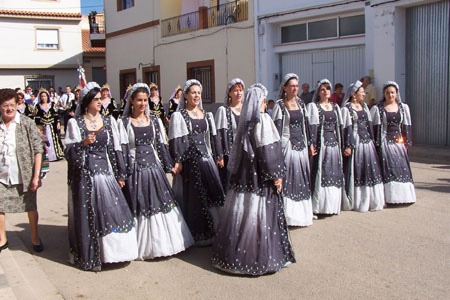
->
[36,88,50,104]
[121,83,151,117]
[101,83,112,98]
[227,83,268,175]
[311,79,332,103]
[382,80,402,102]
[177,79,203,111]
[224,78,245,106]
[341,80,363,108]
[75,82,101,116]
[277,73,299,100]
[169,84,182,100]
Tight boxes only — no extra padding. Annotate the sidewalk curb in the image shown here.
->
[0,229,63,300]
[408,144,450,164]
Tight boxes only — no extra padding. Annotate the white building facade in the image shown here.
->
[0,0,83,91]
[256,0,450,145]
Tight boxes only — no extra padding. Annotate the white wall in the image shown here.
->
[0,18,82,68]
[256,0,438,99]
[0,0,83,88]
[105,0,159,33]
[256,0,366,98]
[158,25,255,110]
[0,0,80,13]
[371,0,429,99]
[106,26,159,98]
[0,69,81,90]
[257,0,341,17]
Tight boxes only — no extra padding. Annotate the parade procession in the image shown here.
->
[0,0,449,299]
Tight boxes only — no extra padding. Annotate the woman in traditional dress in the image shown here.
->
[272,73,313,226]
[341,80,384,212]
[168,85,182,120]
[100,84,119,119]
[34,89,64,161]
[149,83,167,126]
[168,79,225,246]
[15,90,31,117]
[65,82,138,271]
[215,78,245,190]
[0,88,44,253]
[211,83,295,276]
[118,83,193,260]
[370,81,416,204]
[307,79,351,215]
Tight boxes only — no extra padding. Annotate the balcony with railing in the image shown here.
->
[161,0,248,38]
[89,11,105,47]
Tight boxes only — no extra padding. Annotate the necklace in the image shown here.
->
[321,101,331,110]
[135,116,148,126]
[190,108,201,118]
[86,115,99,129]
[284,99,298,110]
[351,101,362,110]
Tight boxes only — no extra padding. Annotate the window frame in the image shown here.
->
[117,0,135,11]
[280,13,365,44]
[24,75,54,91]
[119,68,137,100]
[142,65,161,92]
[186,60,215,104]
[35,28,60,50]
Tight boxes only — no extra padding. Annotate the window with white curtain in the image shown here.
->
[36,29,59,49]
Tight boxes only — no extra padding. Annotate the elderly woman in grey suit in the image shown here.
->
[0,88,44,253]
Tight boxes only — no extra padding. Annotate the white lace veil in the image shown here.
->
[176,79,203,111]
[311,79,332,103]
[75,82,101,116]
[227,83,268,175]
[382,81,402,103]
[278,73,299,100]
[121,83,151,117]
[36,89,50,105]
[341,80,363,108]
[224,78,245,106]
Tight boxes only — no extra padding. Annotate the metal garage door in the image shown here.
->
[280,46,365,93]
[406,0,450,145]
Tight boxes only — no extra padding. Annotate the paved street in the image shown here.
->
[0,145,449,300]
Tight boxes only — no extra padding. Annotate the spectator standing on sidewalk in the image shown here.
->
[0,88,44,253]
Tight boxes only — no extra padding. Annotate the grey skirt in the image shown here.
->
[0,183,37,213]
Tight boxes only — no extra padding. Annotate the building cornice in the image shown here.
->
[0,10,82,20]
[0,64,80,69]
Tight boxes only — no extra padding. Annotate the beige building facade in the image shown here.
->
[104,0,254,110]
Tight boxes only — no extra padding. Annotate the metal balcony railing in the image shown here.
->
[208,0,248,28]
[161,0,248,37]
[161,10,199,37]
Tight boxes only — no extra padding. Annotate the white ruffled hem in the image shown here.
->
[384,181,416,204]
[312,186,342,215]
[135,208,194,260]
[100,228,138,263]
[283,196,313,226]
[353,183,385,212]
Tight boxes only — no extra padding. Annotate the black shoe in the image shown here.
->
[32,240,44,252]
[0,241,8,253]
